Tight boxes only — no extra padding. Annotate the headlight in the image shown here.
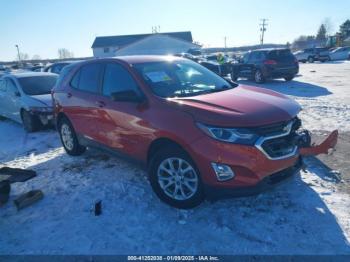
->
[29,106,53,113]
[196,123,258,145]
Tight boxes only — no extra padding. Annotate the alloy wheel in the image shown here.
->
[61,123,74,151]
[157,157,199,201]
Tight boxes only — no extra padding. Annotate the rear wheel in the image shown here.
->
[21,110,40,132]
[230,71,238,81]
[58,117,86,156]
[254,69,265,83]
[148,147,204,209]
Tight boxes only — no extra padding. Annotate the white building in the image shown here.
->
[91,31,200,57]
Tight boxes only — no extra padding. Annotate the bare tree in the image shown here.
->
[32,54,41,60]
[322,17,334,37]
[58,48,74,59]
[17,53,29,61]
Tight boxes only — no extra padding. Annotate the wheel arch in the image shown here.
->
[147,137,189,166]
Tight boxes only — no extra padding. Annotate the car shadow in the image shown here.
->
[237,79,332,98]
[1,138,349,254]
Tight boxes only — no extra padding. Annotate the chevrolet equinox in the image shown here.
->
[52,56,337,209]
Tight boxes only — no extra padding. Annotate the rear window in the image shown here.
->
[268,49,293,60]
[18,75,58,95]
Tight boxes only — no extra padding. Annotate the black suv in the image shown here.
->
[231,49,299,83]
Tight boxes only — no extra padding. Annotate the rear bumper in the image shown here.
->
[204,157,303,199]
[264,66,299,78]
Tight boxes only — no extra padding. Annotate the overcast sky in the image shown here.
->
[1,0,349,61]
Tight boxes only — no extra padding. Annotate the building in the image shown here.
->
[91,31,200,57]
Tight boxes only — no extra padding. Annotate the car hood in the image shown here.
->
[168,85,301,127]
[29,94,53,107]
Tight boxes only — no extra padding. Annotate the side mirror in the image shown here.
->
[111,90,144,103]
[14,91,21,97]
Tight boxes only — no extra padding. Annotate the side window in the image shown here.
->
[102,63,140,97]
[6,79,19,95]
[51,64,63,74]
[242,53,250,63]
[72,63,103,93]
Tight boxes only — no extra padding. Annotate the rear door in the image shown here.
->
[239,52,253,77]
[64,62,104,141]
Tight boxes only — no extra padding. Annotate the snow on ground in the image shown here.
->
[0,62,350,255]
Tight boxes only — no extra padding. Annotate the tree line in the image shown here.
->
[292,18,350,50]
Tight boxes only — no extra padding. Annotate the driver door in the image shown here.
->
[94,62,151,158]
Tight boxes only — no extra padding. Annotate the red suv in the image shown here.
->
[52,56,337,209]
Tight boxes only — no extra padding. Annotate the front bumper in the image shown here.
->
[204,157,303,199]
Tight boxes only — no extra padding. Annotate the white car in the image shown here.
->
[0,72,58,132]
[329,46,350,61]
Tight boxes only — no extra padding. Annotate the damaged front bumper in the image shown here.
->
[299,130,338,156]
[29,108,54,126]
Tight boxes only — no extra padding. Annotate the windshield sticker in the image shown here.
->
[145,71,172,83]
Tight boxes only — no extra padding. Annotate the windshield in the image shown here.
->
[18,75,58,95]
[133,59,235,98]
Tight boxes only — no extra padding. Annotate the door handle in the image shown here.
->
[67,93,72,98]
[95,101,105,108]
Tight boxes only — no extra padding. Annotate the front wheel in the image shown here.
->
[284,75,294,81]
[58,117,86,156]
[254,69,265,83]
[308,56,314,63]
[148,147,204,209]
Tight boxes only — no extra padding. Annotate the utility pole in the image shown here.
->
[259,19,268,45]
[15,44,21,65]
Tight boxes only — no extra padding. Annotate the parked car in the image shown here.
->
[44,61,75,74]
[328,46,350,61]
[51,55,338,208]
[198,60,231,76]
[0,72,58,131]
[173,53,199,62]
[293,47,330,63]
[231,49,299,83]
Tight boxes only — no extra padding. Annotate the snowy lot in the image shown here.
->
[0,62,350,255]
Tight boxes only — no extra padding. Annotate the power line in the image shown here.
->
[260,19,268,45]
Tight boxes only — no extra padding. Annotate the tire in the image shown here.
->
[21,110,41,132]
[57,117,86,156]
[254,69,265,83]
[148,146,204,209]
[307,56,314,63]
[284,75,294,81]
[230,71,238,81]
[301,60,306,63]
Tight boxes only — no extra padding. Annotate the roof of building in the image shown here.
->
[91,31,193,48]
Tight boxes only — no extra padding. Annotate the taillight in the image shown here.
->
[263,60,277,65]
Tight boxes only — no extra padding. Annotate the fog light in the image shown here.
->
[211,163,235,181]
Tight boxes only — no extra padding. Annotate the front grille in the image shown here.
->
[253,117,301,137]
[261,135,296,158]
[254,117,301,160]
